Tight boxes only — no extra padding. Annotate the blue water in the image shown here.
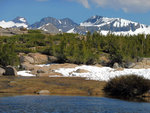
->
[0,95,150,113]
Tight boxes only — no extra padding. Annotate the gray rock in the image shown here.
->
[0,27,28,36]
[36,90,50,94]
[141,58,150,65]
[75,69,89,73]
[20,55,34,64]
[4,66,17,76]
[113,63,120,69]
[0,67,5,75]
[37,69,45,73]
[28,53,49,64]
[30,17,78,33]
[125,62,136,68]
[48,56,58,63]
[133,65,144,69]
[20,62,34,70]
[39,23,59,34]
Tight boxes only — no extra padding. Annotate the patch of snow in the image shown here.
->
[99,25,150,36]
[59,29,62,32]
[17,71,36,77]
[80,22,94,26]
[54,65,150,81]
[0,20,28,28]
[49,75,62,77]
[80,17,116,27]
[112,26,150,35]
[92,16,96,19]
[100,30,110,35]
[46,23,50,26]
[19,18,26,23]
[58,20,62,24]
[43,28,48,32]
[67,28,76,33]
[113,18,138,27]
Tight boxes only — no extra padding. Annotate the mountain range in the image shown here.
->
[0,15,150,35]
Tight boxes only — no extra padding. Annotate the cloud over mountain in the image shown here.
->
[72,0,150,13]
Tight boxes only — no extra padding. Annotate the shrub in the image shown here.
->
[103,75,150,97]
[0,44,19,66]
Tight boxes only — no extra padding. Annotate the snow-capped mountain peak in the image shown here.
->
[0,17,28,28]
[80,16,137,28]
[13,17,28,24]
[30,17,78,32]
[70,15,150,35]
[19,18,26,23]
[0,15,150,35]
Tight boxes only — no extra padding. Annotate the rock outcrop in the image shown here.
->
[0,27,28,36]
[0,67,5,76]
[98,54,110,66]
[123,58,150,69]
[19,53,58,64]
[20,62,35,70]
[113,63,120,69]
[75,69,89,73]
[132,58,150,69]
[124,62,136,68]
[4,66,17,76]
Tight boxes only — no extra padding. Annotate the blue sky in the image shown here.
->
[0,0,150,25]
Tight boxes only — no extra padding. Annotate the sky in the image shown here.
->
[0,0,150,25]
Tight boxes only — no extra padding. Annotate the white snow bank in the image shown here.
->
[0,20,28,28]
[19,18,26,23]
[17,71,36,77]
[54,65,150,81]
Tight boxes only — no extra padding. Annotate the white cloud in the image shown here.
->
[77,0,90,8]
[71,0,150,12]
[69,0,90,8]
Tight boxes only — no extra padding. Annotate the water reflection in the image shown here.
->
[0,95,150,113]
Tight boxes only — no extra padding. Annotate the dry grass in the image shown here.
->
[0,76,106,96]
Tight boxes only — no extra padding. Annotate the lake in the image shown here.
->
[0,95,150,113]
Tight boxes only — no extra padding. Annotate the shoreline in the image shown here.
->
[0,76,106,97]
[0,76,150,103]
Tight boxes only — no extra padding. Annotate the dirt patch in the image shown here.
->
[0,76,106,96]
[49,63,78,70]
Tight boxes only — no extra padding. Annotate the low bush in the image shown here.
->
[103,75,150,97]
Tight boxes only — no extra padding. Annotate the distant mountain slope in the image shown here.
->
[38,23,60,34]
[30,17,78,32]
[13,16,28,25]
[0,15,150,35]
[0,17,28,28]
[67,15,150,35]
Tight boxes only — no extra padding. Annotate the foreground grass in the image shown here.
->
[0,77,106,96]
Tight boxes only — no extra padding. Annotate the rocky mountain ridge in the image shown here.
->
[68,15,150,35]
[0,15,150,35]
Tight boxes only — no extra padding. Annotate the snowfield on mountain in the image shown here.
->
[0,15,150,35]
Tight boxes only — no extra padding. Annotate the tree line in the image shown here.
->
[0,30,150,67]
